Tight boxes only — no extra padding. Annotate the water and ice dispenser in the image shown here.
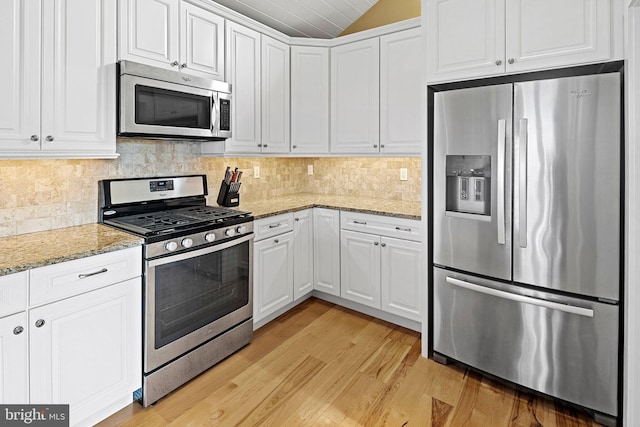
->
[445,155,491,216]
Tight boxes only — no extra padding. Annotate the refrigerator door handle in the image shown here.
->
[518,118,528,248]
[445,276,594,317]
[497,119,506,245]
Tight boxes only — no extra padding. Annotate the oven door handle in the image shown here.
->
[148,233,254,267]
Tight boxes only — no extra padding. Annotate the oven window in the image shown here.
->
[154,241,249,348]
[135,85,211,129]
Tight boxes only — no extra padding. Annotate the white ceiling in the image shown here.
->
[210,0,379,39]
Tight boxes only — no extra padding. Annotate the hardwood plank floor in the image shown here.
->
[97,298,602,427]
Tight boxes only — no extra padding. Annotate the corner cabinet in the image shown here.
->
[118,0,225,80]
[290,46,330,154]
[425,0,623,83]
[313,208,341,296]
[0,0,117,158]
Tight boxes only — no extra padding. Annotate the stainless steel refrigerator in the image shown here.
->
[431,72,621,422]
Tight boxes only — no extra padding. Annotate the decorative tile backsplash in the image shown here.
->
[0,139,421,237]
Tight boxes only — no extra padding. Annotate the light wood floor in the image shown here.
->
[98,298,602,426]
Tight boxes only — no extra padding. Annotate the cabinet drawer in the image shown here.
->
[340,211,421,242]
[30,246,142,306]
[254,213,294,241]
[0,272,28,318]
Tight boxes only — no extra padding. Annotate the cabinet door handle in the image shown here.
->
[30,135,39,142]
[45,135,54,142]
[381,242,386,247]
[257,143,262,148]
[268,223,282,229]
[295,218,300,222]
[395,226,411,232]
[374,241,379,246]
[35,319,45,328]
[508,58,515,64]
[292,145,297,149]
[373,144,378,148]
[263,144,268,148]
[495,59,502,66]
[171,61,179,67]
[78,268,108,279]
[181,63,187,69]
[353,220,367,225]
[274,239,279,244]
[13,326,24,335]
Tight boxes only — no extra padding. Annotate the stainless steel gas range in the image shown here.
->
[98,174,254,407]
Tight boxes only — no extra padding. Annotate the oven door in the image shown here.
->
[120,74,217,139]
[144,234,253,373]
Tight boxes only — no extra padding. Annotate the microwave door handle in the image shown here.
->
[211,94,218,136]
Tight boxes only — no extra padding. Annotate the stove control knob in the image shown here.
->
[225,228,235,237]
[181,238,193,248]
[204,233,216,243]
[165,241,178,252]
[236,225,246,234]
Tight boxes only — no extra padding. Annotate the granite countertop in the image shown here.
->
[239,193,422,220]
[0,224,143,277]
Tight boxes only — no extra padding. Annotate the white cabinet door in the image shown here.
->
[380,28,422,155]
[261,35,290,154]
[254,232,294,322]
[29,278,141,426]
[380,236,422,321]
[1,0,116,157]
[425,0,505,83]
[118,0,180,70]
[225,21,261,153]
[291,46,330,154]
[293,210,314,300]
[0,0,40,152]
[180,1,224,79]
[340,230,381,308]
[331,38,380,154]
[505,0,612,73]
[313,208,341,296]
[0,312,28,404]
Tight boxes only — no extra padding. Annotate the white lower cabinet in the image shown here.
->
[313,208,341,296]
[0,247,142,427]
[293,209,314,300]
[253,213,294,323]
[0,312,28,404]
[340,211,422,322]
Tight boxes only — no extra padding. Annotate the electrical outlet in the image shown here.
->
[308,165,314,175]
[400,168,408,181]
[253,166,260,179]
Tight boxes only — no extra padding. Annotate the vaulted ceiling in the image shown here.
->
[210,0,379,38]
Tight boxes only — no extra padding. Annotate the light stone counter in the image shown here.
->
[238,193,421,220]
[0,224,143,276]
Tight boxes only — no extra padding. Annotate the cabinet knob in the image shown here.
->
[263,144,268,148]
[274,239,279,244]
[257,143,262,148]
[380,144,385,149]
[292,145,297,149]
[35,319,45,328]
[30,135,39,142]
[171,61,179,67]
[373,144,378,148]
[295,218,300,222]
[13,326,24,335]
[374,241,379,246]
[495,60,502,66]
[181,63,187,69]
[381,243,386,247]
[45,135,54,142]
[508,58,515,64]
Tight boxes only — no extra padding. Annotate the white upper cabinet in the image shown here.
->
[380,28,423,155]
[119,0,224,80]
[331,38,380,154]
[291,46,330,154]
[224,21,262,153]
[261,35,290,154]
[0,0,117,158]
[425,0,622,83]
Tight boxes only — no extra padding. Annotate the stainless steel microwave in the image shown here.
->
[118,60,231,140]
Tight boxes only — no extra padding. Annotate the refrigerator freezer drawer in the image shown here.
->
[433,267,618,416]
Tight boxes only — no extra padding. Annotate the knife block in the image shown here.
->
[216,181,240,207]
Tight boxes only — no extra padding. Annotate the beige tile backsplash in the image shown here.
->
[0,139,421,237]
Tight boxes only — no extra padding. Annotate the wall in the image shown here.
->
[340,0,420,36]
[0,140,420,237]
